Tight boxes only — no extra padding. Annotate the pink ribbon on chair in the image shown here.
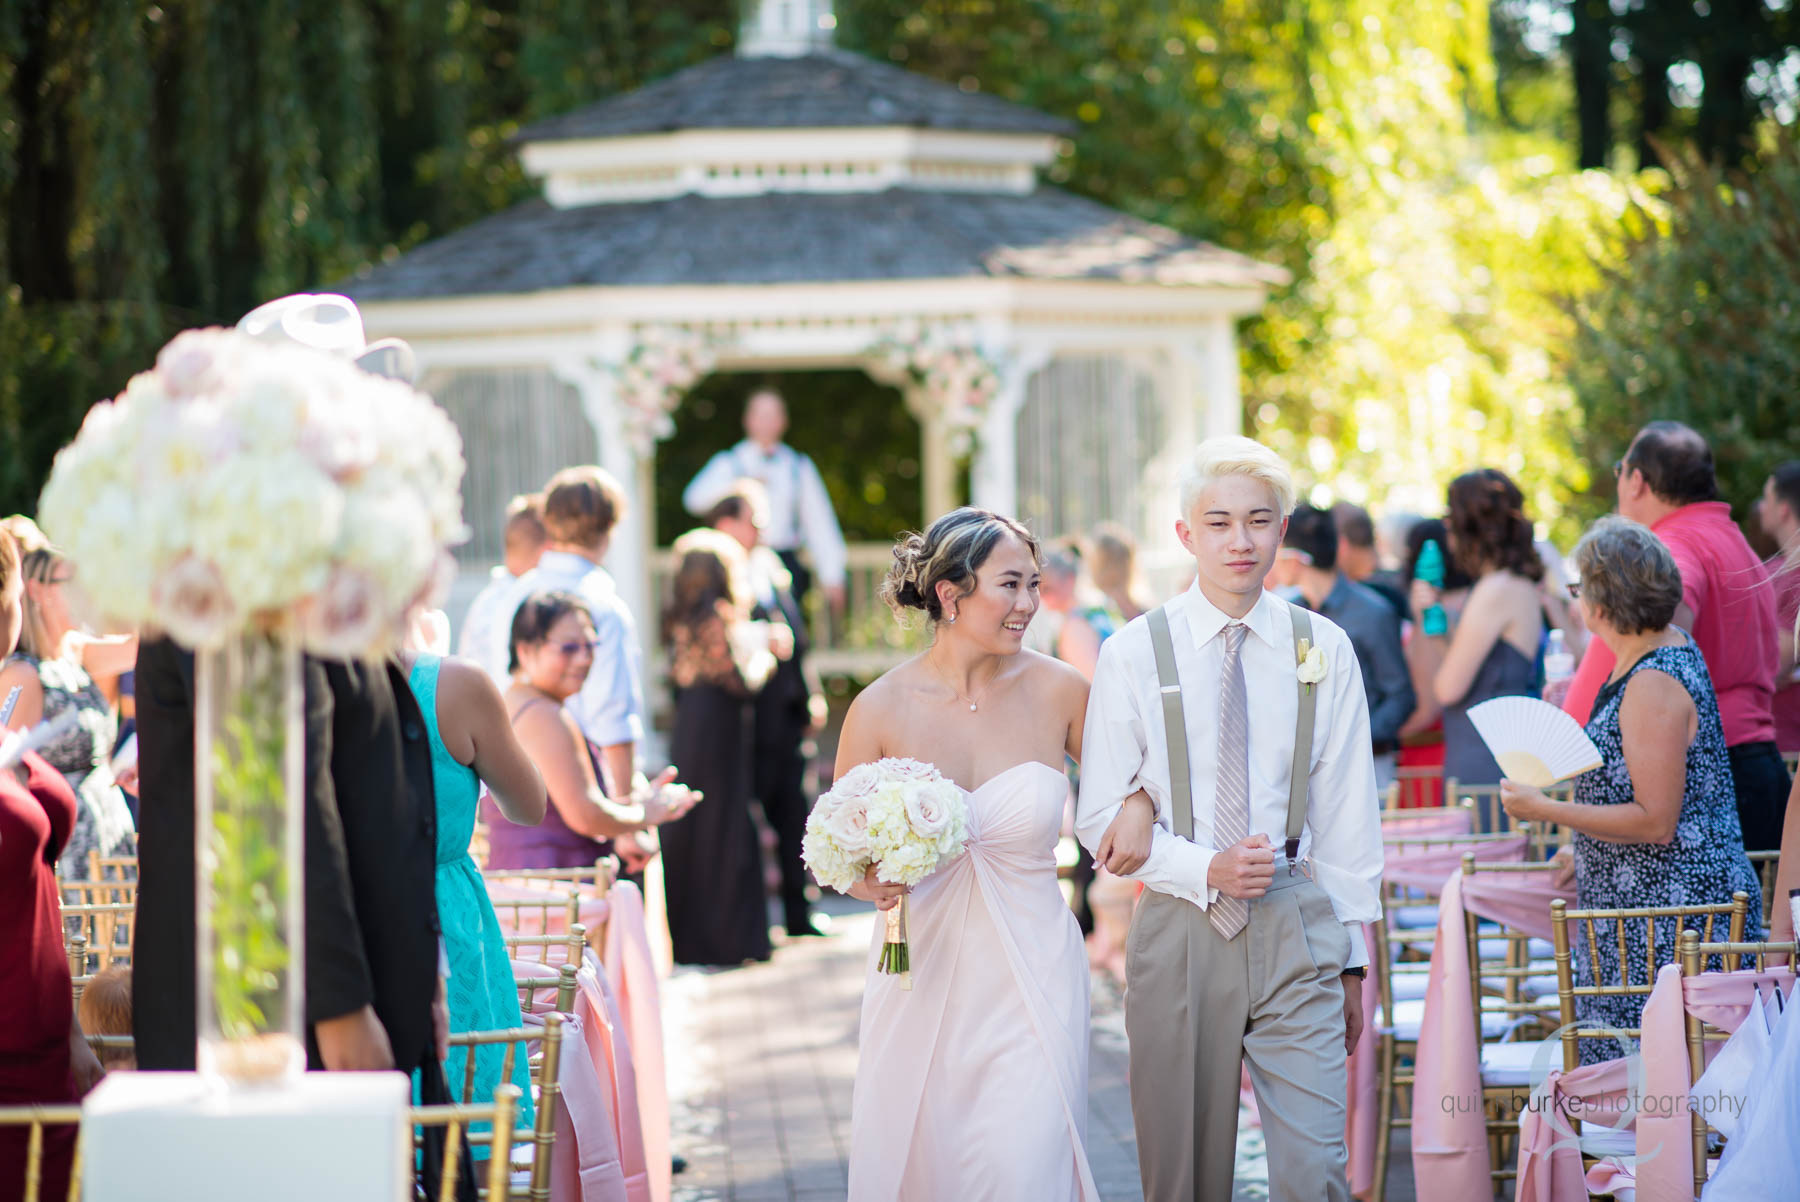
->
[524,1010,630,1202]
[1383,834,1528,892]
[574,963,653,1202]
[1411,871,1495,1199]
[600,881,671,1202]
[1381,810,1475,838]
[1513,1056,1632,1202]
[1634,964,1796,1202]
[1461,870,1572,942]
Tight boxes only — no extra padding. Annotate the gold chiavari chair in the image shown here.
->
[1444,777,1577,838]
[1745,850,1780,927]
[61,902,134,972]
[503,923,585,1015]
[0,1104,82,1202]
[486,889,581,940]
[482,859,618,955]
[413,1082,523,1202]
[445,1014,565,1202]
[1678,931,1798,1198]
[64,933,90,1007]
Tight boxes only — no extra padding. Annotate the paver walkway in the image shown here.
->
[665,902,1412,1202]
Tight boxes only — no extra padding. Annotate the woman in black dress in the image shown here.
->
[660,528,784,966]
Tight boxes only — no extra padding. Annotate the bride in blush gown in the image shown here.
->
[834,509,1154,1202]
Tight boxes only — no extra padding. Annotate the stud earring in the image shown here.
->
[948,611,958,624]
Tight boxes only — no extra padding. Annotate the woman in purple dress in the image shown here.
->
[488,591,686,868]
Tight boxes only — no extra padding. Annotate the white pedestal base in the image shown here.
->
[81,1072,411,1202]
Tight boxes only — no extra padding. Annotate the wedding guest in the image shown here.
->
[682,388,847,613]
[494,591,686,870]
[1411,470,1545,787]
[0,545,139,879]
[709,481,827,937]
[509,467,649,814]
[659,529,781,966]
[402,642,546,1147]
[1087,522,1151,622]
[1758,461,1800,753]
[0,528,105,1202]
[1501,517,1763,1060]
[1026,543,1114,680]
[1396,519,1474,806]
[1287,505,1415,789]
[1563,423,1787,850]
[458,492,548,688]
[1331,501,1408,618]
[77,967,136,1070]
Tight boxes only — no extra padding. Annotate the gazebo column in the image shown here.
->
[1199,315,1244,440]
[907,387,960,522]
[970,343,1050,519]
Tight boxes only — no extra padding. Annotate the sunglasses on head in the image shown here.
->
[549,638,600,657]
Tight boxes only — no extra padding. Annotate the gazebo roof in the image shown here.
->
[343,186,1287,300]
[515,49,1074,142]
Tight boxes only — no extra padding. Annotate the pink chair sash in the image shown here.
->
[1514,1057,1631,1202]
[1634,964,1796,1202]
[1460,870,1572,942]
[525,1011,630,1202]
[487,879,613,938]
[1383,834,1527,892]
[600,881,671,1202]
[576,963,653,1202]
[1382,810,1475,839]
[1411,871,1494,1199]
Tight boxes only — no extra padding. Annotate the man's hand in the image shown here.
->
[432,976,449,1063]
[1206,834,1276,899]
[315,1005,395,1071]
[1341,974,1364,1056]
[1096,792,1155,875]
[824,583,846,614]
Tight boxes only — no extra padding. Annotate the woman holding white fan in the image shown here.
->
[828,508,1151,1202]
[1500,516,1763,1060]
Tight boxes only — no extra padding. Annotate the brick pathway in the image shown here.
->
[665,901,1412,1202]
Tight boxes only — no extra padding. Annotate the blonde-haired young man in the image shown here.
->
[1077,435,1383,1201]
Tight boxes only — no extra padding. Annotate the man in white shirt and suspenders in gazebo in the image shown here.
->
[1078,436,1384,1202]
[682,388,847,614]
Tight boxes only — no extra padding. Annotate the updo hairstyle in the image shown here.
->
[881,507,1040,623]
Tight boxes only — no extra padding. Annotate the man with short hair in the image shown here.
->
[708,480,827,937]
[459,493,548,688]
[1288,505,1415,790]
[681,389,847,613]
[1078,436,1382,1201]
[1331,501,1408,619]
[1563,422,1787,850]
[1758,460,1800,754]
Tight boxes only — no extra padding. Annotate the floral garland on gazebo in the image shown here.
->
[872,323,1004,457]
[612,325,718,454]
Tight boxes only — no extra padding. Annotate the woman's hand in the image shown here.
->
[1096,792,1155,875]
[618,830,659,874]
[847,864,907,911]
[1550,844,1576,889]
[1409,578,1442,624]
[1499,778,1550,823]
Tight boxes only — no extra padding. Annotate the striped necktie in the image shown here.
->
[1210,622,1251,940]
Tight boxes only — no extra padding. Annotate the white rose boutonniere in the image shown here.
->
[1296,638,1327,693]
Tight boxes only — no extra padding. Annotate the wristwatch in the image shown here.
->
[1341,966,1368,980]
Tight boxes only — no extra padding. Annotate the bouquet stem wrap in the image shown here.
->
[880,897,913,990]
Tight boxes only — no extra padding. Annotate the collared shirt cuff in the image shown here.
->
[1344,924,1369,971]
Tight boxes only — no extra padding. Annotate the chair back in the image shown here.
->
[446,1013,565,1201]
[487,889,581,939]
[412,1082,523,1201]
[62,901,135,971]
[1745,850,1779,926]
[1445,777,1576,837]
[505,923,585,1014]
[0,1103,83,1202]
[1678,932,1799,1198]
[484,859,617,952]
[1459,854,1564,1032]
[1550,893,1750,1070]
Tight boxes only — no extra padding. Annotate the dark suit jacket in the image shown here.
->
[750,571,812,746]
[132,637,441,1072]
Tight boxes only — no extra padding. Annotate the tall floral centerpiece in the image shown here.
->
[873,324,1004,457]
[38,328,465,1085]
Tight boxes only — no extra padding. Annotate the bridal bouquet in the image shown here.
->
[803,757,971,986]
[36,327,465,655]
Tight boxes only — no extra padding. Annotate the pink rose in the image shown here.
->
[875,757,940,784]
[156,330,235,398]
[298,568,390,659]
[151,556,238,648]
[827,762,882,802]
[819,794,872,859]
[903,784,955,839]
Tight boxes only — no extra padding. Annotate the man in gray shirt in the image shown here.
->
[1285,504,1416,790]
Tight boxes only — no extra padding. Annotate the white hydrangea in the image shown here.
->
[802,757,971,894]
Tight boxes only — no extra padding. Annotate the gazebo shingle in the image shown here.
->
[514,50,1074,142]
[344,187,1288,300]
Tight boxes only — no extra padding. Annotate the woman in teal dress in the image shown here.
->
[405,650,548,1147]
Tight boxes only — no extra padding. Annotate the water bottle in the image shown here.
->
[1542,628,1574,708]
[1416,540,1449,637]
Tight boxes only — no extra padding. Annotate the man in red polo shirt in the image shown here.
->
[1758,461,1800,755]
[1563,422,1788,851]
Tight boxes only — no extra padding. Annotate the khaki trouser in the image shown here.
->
[1124,868,1352,1202]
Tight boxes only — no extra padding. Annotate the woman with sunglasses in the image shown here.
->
[490,590,691,869]
[0,544,139,880]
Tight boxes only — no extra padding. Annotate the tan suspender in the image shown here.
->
[1144,602,1317,861]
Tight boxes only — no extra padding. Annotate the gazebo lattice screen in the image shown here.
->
[1014,356,1164,548]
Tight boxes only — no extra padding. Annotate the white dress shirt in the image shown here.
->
[1076,583,1384,968]
[507,551,646,748]
[457,565,521,688]
[682,440,847,588]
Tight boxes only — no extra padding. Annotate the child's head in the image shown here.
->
[78,966,136,1069]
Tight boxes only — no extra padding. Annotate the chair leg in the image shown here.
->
[1372,1034,1394,1202]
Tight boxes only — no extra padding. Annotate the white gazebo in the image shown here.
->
[347,0,1287,676]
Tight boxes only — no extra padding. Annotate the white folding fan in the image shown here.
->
[1467,696,1602,787]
